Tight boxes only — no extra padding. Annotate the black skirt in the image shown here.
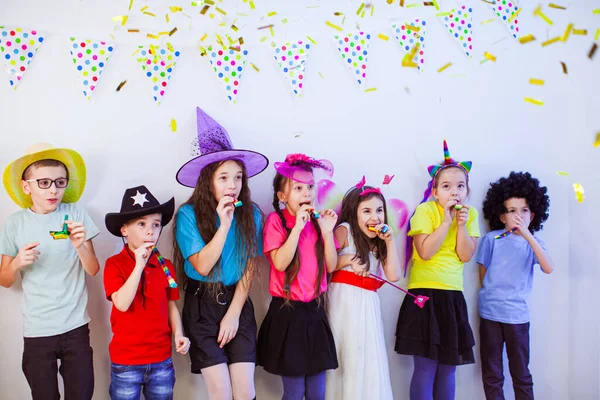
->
[257,296,338,376]
[395,288,475,366]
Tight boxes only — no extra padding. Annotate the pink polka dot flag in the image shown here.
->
[393,19,427,72]
[135,44,180,105]
[68,38,114,99]
[272,39,311,99]
[207,45,248,104]
[439,5,473,59]
[0,27,45,89]
[332,31,370,86]
[490,0,521,40]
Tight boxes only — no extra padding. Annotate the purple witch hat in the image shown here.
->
[176,107,269,187]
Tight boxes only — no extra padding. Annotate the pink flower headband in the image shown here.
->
[274,153,334,184]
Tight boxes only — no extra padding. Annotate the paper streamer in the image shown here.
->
[332,31,370,86]
[135,45,180,105]
[207,45,248,103]
[393,19,427,71]
[273,40,311,99]
[69,38,114,99]
[440,5,473,59]
[490,0,521,40]
[0,27,45,89]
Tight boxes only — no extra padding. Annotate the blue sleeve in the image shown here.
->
[476,233,493,267]
[175,205,206,260]
[532,236,547,267]
[253,205,264,257]
[0,217,18,257]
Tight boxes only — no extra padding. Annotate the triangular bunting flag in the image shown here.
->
[490,0,521,40]
[69,38,114,99]
[332,31,370,86]
[135,44,180,105]
[439,5,473,59]
[393,19,427,71]
[0,27,45,89]
[207,45,248,104]
[272,39,311,99]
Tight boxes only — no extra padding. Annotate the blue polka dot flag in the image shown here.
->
[0,26,45,89]
[68,38,114,99]
[207,44,249,104]
[393,19,427,72]
[134,44,180,106]
[332,31,371,86]
[439,5,474,59]
[272,39,311,99]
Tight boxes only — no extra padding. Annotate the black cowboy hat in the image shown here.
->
[105,185,175,237]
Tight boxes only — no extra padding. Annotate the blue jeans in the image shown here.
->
[109,358,176,400]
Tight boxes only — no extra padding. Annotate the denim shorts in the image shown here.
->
[109,357,176,400]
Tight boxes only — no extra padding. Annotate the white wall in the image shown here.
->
[1,0,598,399]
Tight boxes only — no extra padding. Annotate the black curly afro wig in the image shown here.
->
[482,171,550,232]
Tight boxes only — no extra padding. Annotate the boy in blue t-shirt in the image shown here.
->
[477,171,553,400]
[0,143,100,400]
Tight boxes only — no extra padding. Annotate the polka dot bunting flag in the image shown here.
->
[0,27,45,89]
[272,39,311,99]
[135,44,180,105]
[207,45,248,104]
[439,6,473,59]
[490,0,521,40]
[332,31,370,86]
[393,19,427,72]
[68,38,114,99]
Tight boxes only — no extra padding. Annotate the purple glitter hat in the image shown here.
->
[176,107,269,187]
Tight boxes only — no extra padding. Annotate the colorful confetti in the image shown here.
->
[135,45,180,105]
[378,33,389,41]
[489,0,521,40]
[484,51,497,62]
[207,45,248,104]
[170,119,177,132]
[548,3,566,10]
[0,27,45,89]
[589,43,597,60]
[541,36,561,47]
[529,78,544,85]
[519,34,536,44]
[556,171,569,176]
[332,31,371,86]
[393,19,428,71]
[573,183,584,203]
[364,87,377,92]
[593,132,600,147]
[595,29,600,41]
[437,62,452,72]
[68,38,114,99]
[116,80,127,91]
[560,61,568,74]
[561,23,574,41]
[273,40,311,99]
[533,5,553,26]
[440,6,473,59]
[524,97,544,106]
[326,21,343,31]
[572,29,587,36]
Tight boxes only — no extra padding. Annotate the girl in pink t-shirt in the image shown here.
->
[257,153,339,400]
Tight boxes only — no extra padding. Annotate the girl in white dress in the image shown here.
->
[325,184,401,400]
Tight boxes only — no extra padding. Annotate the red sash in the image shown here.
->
[330,270,385,292]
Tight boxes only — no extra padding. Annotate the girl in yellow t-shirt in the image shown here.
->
[395,140,480,400]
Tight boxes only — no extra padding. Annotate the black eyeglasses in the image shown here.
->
[25,178,69,189]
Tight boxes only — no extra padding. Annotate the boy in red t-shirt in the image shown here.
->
[104,185,190,400]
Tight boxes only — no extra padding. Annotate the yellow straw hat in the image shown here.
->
[3,143,87,209]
